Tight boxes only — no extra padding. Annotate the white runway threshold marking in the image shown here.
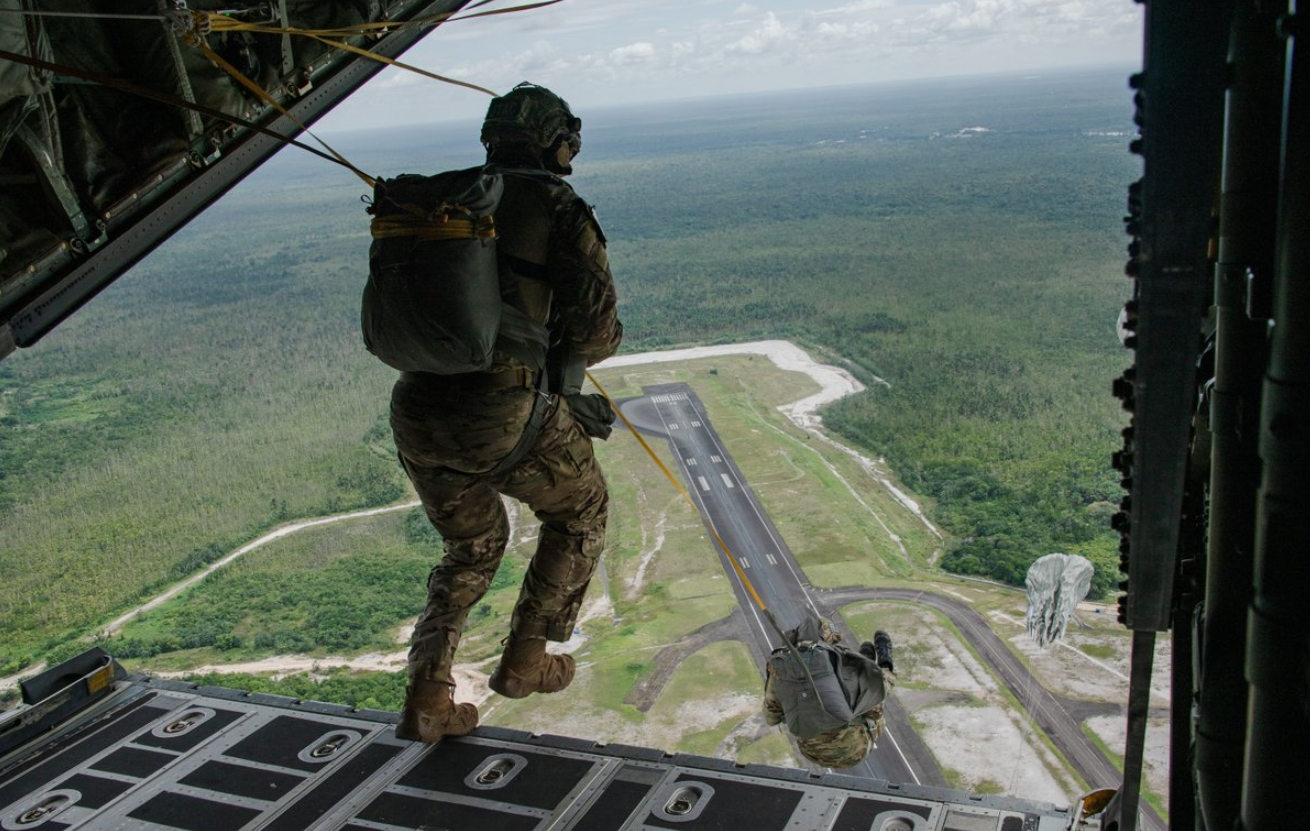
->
[741,558,751,569]
[686,457,698,467]
[721,473,735,489]
[698,476,711,491]
[766,553,778,565]
[711,455,723,463]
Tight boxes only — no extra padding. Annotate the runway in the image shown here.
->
[619,382,936,786]
[618,381,1164,831]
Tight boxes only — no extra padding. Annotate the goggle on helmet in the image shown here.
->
[481,82,582,156]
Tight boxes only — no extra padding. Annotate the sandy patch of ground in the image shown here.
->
[915,703,1078,803]
[1086,713,1170,805]
[628,501,672,599]
[153,653,405,680]
[153,648,500,708]
[563,588,618,651]
[898,611,992,697]
[989,609,1174,706]
[852,604,1079,803]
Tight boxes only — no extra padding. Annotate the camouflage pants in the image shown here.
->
[390,377,609,686]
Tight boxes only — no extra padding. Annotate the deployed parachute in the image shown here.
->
[1025,553,1094,647]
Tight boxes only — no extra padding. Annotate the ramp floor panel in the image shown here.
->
[1,679,1075,831]
[397,740,598,810]
[0,694,170,811]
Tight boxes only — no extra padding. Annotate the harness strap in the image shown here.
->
[399,367,534,392]
[487,376,553,478]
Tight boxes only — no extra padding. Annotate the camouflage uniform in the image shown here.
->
[391,167,621,687]
[763,676,888,768]
[762,620,893,769]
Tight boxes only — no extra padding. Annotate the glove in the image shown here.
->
[565,392,616,440]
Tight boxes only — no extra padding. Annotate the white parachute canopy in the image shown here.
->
[1025,553,1095,648]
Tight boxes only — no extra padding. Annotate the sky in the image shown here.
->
[319,0,1144,133]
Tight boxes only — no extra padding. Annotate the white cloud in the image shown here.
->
[378,68,423,89]
[321,0,1144,131]
[725,12,790,55]
[610,41,658,64]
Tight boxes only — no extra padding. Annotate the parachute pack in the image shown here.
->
[767,616,889,739]
[361,166,549,375]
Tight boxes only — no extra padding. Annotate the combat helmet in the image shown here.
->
[482,82,582,171]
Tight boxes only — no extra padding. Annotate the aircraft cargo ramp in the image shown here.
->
[1,666,1075,831]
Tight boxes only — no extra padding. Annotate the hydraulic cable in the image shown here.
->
[0,47,362,177]
[0,0,570,183]
[177,26,376,186]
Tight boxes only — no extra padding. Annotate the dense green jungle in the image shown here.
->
[0,67,1135,680]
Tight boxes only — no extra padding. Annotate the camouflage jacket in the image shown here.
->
[488,164,622,371]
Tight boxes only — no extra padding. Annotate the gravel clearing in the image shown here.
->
[1087,713,1171,804]
[914,703,1077,804]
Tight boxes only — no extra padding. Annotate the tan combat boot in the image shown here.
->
[395,679,478,742]
[488,634,575,699]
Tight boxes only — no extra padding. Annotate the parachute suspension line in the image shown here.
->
[1009,653,1037,794]
[167,1,576,175]
[0,0,565,31]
